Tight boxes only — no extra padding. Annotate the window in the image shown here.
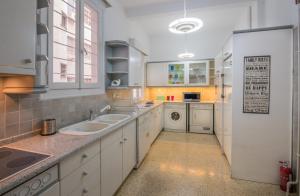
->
[50,0,102,89]
[82,3,99,86]
[61,12,67,28]
[60,63,67,79]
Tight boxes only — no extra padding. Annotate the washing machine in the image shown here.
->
[164,103,187,132]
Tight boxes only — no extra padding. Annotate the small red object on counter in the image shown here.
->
[166,96,170,101]
[171,96,174,101]
[279,161,292,192]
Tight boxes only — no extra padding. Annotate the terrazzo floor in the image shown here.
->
[116,131,288,196]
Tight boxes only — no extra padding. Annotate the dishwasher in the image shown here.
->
[4,165,59,196]
[188,103,214,134]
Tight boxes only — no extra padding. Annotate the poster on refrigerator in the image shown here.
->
[243,56,271,114]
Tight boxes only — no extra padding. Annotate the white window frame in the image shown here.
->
[48,0,104,91]
[80,0,103,89]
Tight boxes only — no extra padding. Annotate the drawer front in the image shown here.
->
[61,154,100,196]
[69,183,100,196]
[190,103,213,110]
[101,128,122,151]
[60,140,100,179]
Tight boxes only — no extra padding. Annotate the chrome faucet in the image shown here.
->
[100,105,111,114]
[89,109,95,121]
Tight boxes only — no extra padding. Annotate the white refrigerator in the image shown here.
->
[214,37,233,165]
[231,26,293,184]
[215,26,293,184]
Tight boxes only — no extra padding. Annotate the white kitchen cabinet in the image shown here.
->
[0,0,36,75]
[187,61,210,86]
[137,113,152,166]
[129,47,144,87]
[147,61,211,87]
[60,141,101,196]
[147,63,168,86]
[151,105,164,142]
[101,121,137,196]
[189,104,214,134]
[159,105,164,132]
[101,128,123,196]
[106,41,145,88]
[122,121,137,179]
[137,106,163,166]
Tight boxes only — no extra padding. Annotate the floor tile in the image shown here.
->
[116,132,287,196]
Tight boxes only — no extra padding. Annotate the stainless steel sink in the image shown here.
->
[59,121,110,135]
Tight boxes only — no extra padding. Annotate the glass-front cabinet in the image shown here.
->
[187,61,209,86]
[168,63,185,85]
[165,61,209,86]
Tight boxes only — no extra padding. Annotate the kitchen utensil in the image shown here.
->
[41,119,57,136]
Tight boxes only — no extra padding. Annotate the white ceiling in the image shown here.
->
[119,0,178,8]
[128,4,250,36]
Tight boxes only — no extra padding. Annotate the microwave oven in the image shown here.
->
[183,92,200,102]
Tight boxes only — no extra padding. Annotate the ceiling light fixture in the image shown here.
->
[178,34,194,59]
[169,0,203,34]
[178,52,195,59]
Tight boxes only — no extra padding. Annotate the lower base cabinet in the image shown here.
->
[123,121,137,178]
[101,120,137,196]
[59,141,101,196]
[137,105,163,166]
[101,129,123,196]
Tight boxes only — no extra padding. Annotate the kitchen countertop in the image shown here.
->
[163,100,215,104]
[0,102,163,195]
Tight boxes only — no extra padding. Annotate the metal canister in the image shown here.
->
[41,119,57,136]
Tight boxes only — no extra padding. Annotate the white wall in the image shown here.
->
[256,0,298,28]
[104,0,150,54]
[231,28,293,184]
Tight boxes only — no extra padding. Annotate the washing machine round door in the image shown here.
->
[171,111,181,121]
[165,108,186,131]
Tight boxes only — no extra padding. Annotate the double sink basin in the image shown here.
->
[59,114,131,135]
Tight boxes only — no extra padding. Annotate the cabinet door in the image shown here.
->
[129,47,144,86]
[0,0,36,75]
[101,130,123,196]
[187,61,209,86]
[159,105,164,131]
[190,108,213,129]
[122,121,137,179]
[39,182,60,196]
[138,115,151,164]
[167,62,185,86]
[147,63,168,86]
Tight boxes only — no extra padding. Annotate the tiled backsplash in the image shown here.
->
[144,87,216,101]
[0,92,109,143]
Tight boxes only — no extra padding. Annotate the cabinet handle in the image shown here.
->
[120,141,123,144]
[82,154,88,159]
[82,189,88,194]
[124,138,128,141]
[23,59,32,64]
[82,171,88,177]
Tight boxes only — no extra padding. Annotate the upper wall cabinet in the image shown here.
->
[0,0,37,75]
[129,47,144,87]
[105,40,145,89]
[147,60,214,87]
[146,62,168,87]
